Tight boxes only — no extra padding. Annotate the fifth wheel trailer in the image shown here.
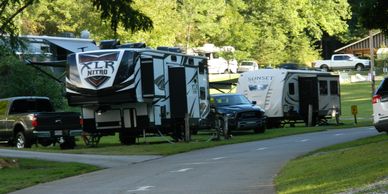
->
[236,69,340,127]
[65,46,210,144]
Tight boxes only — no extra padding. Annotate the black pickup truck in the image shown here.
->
[0,96,82,149]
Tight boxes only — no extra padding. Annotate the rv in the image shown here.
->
[65,45,210,144]
[236,69,340,127]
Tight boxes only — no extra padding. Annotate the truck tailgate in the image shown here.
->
[34,112,81,131]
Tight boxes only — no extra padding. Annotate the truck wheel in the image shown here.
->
[320,65,329,72]
[60,137,76,149]
[15,131,32,149]
[38,139,53,147]
[355,64,364,71]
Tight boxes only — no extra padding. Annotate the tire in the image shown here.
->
[320,65,329,72]
[119,133,136,145]
[60,137,76,150]
[254,126,266,134]
[15,131,32,149]
[355,64,364,71]
[38,139,53,147]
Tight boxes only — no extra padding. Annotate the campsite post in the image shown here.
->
[351,105,358,125]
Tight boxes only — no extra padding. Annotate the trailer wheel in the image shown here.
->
[119,133,136,145]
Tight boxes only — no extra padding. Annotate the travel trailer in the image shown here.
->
[236,69,340,127]
[192,44,237,74]
[65,44,210,144]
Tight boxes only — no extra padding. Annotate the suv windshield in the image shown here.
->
[212,95,251,107]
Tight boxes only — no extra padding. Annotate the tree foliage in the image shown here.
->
[0,0,38,47]
[0,46,65,108]
[358,0,388,34]
[89,0,153,37]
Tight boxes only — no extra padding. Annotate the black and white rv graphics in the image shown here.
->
[236,69,340,127]
[65,48,210,144]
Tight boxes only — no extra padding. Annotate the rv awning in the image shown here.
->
[209,77,239,93]
[44,38,99,53]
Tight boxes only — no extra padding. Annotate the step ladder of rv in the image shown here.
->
[264,88,273,110]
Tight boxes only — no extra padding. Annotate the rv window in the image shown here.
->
[289,83,295,95]
[319,81,328,95]
[200,87,206,100]
[171,55,177,62]
[330,81,339,95]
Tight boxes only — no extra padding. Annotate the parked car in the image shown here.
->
[0,96,83,149]
[209,93,266,133]
[373,77,388,133]
[313,54,370,71]
[237,61,259,73]
[278,63,299,70]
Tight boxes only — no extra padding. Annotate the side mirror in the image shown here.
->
[252,101,257,105]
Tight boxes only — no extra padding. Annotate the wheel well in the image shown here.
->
[320,64,329,68]
[13,124,25,135]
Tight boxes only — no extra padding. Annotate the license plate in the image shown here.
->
[55,130,63,136]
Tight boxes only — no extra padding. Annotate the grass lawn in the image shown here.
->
[275,134,388,194]
[0,158,99,194]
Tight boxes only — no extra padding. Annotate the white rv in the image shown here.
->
[65,45,210,144]
[236,69,340,127]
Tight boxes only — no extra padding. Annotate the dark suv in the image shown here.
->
[210,93,266,133]
[373,77,388,133]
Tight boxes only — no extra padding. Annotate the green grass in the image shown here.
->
[340,82,374,120]
[275,134,388,194]
[0,158,99,194]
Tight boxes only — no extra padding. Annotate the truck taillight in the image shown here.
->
[372,94,382,104]
[80,117,84,126]
[31,115,38,127]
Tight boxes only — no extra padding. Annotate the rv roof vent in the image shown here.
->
[117,42,146,49]
[100,40,120,49]
[157,46,182,53]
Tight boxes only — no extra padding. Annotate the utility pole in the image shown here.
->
[369,30,375,96]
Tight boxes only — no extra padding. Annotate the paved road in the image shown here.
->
[0,149,161,168]
[3,127,379,194]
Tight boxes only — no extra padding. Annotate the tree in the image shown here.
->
[1,0,153,44]
[358,0,388,33]
[0,47,65,108]
[0,0,37,47]
[90,0,153,37]
[243,0,351,65]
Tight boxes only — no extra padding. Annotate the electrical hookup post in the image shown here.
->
[351,105,358,125]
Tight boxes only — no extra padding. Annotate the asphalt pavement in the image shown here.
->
[1,126,379,194]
